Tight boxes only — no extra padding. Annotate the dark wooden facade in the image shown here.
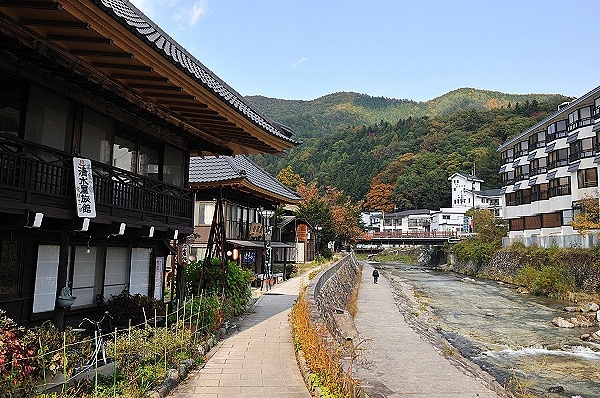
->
[0,0,296,327]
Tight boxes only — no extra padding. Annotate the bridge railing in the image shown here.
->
[367,230,458,239]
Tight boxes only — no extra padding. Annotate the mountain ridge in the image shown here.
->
[247,88,568,140]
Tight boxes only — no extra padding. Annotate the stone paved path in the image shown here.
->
[354,262,503,397]
[170,275,311,398]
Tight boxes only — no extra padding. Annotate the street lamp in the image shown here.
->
[259,208,275,279]
[314,224,322,260]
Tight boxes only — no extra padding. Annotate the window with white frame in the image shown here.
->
[104,247,129,299]
[33,245,60,313]
[130,248,152,296]
[72,246,99,308]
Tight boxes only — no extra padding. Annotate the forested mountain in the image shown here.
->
[248,89,571,210]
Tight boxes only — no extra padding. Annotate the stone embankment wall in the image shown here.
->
[305,253,361,342]
[448,248,600,293]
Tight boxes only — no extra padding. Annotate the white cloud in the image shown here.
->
[171,0,209,27]
[189,0,210,26]
[292,57,307,68]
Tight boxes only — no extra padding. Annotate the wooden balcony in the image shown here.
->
[0,133,192,229]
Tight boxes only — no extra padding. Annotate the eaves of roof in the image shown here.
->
[1,0,300,155]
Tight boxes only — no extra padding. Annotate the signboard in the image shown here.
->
[242,250,257,263]
[154,257,164,300]
[463,216,471,233]
[248,222,263,239]
[73,157,96,218]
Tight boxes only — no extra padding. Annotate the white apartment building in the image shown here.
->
[498,86,600,248]
[430,173,504,233]
[381,209,432,233]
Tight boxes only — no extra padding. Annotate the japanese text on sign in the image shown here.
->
[73,157,96,218]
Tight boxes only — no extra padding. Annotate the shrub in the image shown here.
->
[100,290,166,328]
[514,264,575,299]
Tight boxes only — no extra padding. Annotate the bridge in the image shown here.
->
[356,231,464,253]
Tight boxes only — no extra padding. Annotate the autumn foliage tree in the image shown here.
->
[570,194,600,236]
[364,177,395,213]
[296,183,364,251]
[276,165,306,190]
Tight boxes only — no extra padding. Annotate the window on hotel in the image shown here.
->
[513,141,528,157]
[524,215,541,230]
[569,137,597,161]
[548,177,571,198]
[546,120,568,142]
[541,212,562,228]
[0,76,26,135]
[509,218,524,231]
[506,192,516,206]
[501,171,515,184]
[577,168,598,188]
[530,157,547,175]
[568,106,593,131]
[530,183,548,201]
[501,148,514,164]
[595,97,600,117]
[515,188,531,205]
[528,131,545,150]
[515,164,530,180]
[25,85,73,151]
[547,149,569,169]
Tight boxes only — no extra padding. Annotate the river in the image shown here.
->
[377,262,600,398]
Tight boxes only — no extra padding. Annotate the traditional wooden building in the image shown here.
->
[0,0,298,327]
[188,155,302,280]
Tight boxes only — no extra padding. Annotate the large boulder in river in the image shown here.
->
[583,302,599,312]
[597,310,600,322]
[564,306,579,312]
[569,315,595,328]
[552,317,575,328]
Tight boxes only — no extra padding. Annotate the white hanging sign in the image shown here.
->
[73,157,97,218]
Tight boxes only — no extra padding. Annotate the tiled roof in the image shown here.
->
[189,156,302,202]
[94,0,297,145]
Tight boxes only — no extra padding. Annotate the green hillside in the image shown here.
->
[249,89,571,209]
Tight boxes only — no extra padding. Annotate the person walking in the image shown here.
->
[372,268,379,284]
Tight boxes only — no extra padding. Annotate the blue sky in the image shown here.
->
[130,0,599,102]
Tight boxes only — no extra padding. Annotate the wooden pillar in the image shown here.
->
[53,231,70,331]
[283,248,288,281]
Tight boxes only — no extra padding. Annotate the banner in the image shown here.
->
[73,157,96,218]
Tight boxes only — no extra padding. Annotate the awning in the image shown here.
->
[527,151,537,161]
[567,161,581,172]
[566,132,579,144]
[227,239,295,249]
[545,142,556,153]
[593,121,600,132]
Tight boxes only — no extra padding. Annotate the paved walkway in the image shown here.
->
[354,263,502,397]
[170,275,311,398]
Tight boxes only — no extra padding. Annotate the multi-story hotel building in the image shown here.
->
[498,86,600,248]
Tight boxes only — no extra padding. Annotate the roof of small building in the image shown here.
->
[448,172,484,182]
[476,188,502,197]
[189,155,302,202]
[384,209,432,218]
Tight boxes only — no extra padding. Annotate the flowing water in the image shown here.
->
[378,262,600,398]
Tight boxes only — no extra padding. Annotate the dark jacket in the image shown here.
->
[372,269,379,277]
